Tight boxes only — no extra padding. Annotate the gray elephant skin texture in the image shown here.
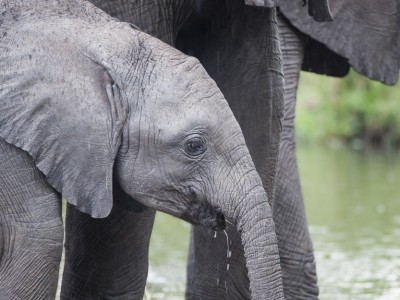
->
[58,0,287,299]
[66,1,334,300]
[0,0,284,299]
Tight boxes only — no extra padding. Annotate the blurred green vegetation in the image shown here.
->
[296,70,400,150]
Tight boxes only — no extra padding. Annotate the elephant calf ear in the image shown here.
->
[0,26,126,218]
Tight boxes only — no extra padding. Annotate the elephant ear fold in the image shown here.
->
[279,0,400,85]
[0,33,127,218]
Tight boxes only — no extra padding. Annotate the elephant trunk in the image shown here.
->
[211,151,284,299]
[235,187,283,299]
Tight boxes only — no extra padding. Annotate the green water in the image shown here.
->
[298,144,400,299]
[146,144,400,299]
[146,214,190,299]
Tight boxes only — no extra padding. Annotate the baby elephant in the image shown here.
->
[0,0,283,299]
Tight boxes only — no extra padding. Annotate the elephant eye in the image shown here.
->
[184,136,207,157]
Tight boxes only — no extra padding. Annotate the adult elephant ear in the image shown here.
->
[245,0,333,22]
[279,0,400,85]
[0,12,132,218]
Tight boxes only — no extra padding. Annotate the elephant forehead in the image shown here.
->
[142,73,228,125]
[143,99,241,151]
[149,55,222,99]
[149,98,222,133]
[134,49,242,142]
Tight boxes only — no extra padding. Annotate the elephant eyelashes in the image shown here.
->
[184,136,207,157]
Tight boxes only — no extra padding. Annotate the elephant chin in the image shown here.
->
[181,201,226,231]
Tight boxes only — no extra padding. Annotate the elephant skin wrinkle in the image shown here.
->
[0,0,284,299]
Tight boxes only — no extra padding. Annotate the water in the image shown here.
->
[146,213,190,299]
[145,144,400,299]
[298,144,400,299]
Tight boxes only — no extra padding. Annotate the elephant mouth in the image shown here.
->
[181,201,226,231]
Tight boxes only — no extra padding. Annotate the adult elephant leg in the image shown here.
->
[180,1,284,298]
[61,194,156,299]
[0,138,63,299]
[274,13,318,299]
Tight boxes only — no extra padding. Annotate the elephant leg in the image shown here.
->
[179,2,284,299]
[274,13,318,299]
[0,138,63,299]
[61,192,156,300]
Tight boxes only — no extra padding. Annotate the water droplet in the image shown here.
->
[217,278,220,286]
[227,264,230,271]
[214,231,217,238]
[223,230,230,258]
[228,250,231,258]
[226,220,234,227]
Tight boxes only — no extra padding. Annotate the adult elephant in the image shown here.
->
[60,0,333,299]
[0,0,284,299]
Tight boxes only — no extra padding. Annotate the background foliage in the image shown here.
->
[296,70,400,150]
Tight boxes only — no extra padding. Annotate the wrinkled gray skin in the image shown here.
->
[274,13,317,299]
[59,0,332,300]
[185,8,321,300]
[61,0,400,299]
[62,0,286,299]
[0,1,284,299]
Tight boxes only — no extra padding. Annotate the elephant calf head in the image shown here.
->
[114,49,245,232]
[0,0,283,298]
